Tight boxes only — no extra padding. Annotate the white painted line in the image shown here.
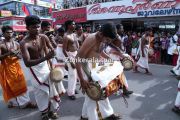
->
[132,93,146,98]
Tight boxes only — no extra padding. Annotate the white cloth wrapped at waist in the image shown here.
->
[30,61,50,83]
[91,61,123,88]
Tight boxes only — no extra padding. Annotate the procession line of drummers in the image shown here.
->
[0,15,180,120]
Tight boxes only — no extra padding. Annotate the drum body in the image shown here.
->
[121,57,133,71]
[121,54,134,71]
[50,67,64,83]
[86,61,125,101]
[86,73,125,101]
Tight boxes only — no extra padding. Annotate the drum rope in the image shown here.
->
[96,101,103,120]
[121,93,128,108]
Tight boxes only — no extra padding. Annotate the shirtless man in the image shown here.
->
[76,23,121,120]
[75,25,85,46]
[40,21,57,48]
[63,20,79,100]
[20,15,59,120]
[0,25,36,109]
[84,25,91,39]
[105,36,133,97]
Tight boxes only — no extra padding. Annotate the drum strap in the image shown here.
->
[81,62,92,81]
[81,63,103,120]
[96,101,103,120]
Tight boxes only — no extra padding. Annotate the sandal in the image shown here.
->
[23,102,37,109]
[145,72,152,75]
[172,106,180,114]
[80,116,88,120]
[42,113,51,120]
[104,114,122,120]
[48,111,59,119]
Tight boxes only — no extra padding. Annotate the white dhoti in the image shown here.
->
[136,45,149,69]
[105,46,129,88]
[175,81,180,108]
[8,93,30,108]
[82,95,114,120]
[29,61,61,112]
[172,46,180,76]
[66,51,77,96]
[52,44,68,76]
[81,63,114,120]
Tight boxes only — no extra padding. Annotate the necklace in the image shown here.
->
[32,39,37,46]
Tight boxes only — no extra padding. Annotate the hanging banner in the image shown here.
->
[87,0,180,20]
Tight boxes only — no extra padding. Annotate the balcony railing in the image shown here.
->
[62,0,120,9]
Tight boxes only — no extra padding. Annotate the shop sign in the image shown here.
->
[87,0,180,20]
[13,0,35,4]
[36,0,53,8]
[53,7,87,25]
[13,20,26,31]
[0,10,12,17]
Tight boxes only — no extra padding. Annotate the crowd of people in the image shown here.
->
[0,15,180,120]
[62,0,119,9]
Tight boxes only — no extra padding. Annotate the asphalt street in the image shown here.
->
[0,62,180,120]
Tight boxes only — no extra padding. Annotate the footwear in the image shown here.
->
[104,114,122,120]
[123,90,133,96]
[172,106,180,114]
[48,111,59,119]
[80,116,88,120]
[42,113,51,120]
[170,70,176,75]
[145,72,152,75]
[22,102,37,109]
[68,95,76,100]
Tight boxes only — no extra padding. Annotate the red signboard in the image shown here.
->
[53,7,87,25]
[0,16,52,32]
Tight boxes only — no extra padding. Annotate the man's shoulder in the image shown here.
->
[39,34,47,39]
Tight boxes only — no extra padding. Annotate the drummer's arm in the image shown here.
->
[76,39,93,89]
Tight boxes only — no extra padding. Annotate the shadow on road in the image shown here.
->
[127,65,180,120]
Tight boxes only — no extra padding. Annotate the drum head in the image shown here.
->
[86,83,102,101]
[50,67,64,83]
[122,59,133,71]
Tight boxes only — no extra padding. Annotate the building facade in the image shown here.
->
[0,0,57,32]
[86,0,180,32]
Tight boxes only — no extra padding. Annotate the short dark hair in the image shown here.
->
[100,22,117,39]
[41,21,51,28]
[175,25,179,31]
[86,24,91,28]
[57,27,65,33]
[1,25,13,33]
[64,20,74,31]
[95,24,101,29]
[24,15,41,27]
[76,25,82,31]
[116,24,123,30]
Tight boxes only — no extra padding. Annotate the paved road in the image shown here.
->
[0,63,180,120]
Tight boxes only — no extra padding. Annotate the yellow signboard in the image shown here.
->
[0,10,12,17]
